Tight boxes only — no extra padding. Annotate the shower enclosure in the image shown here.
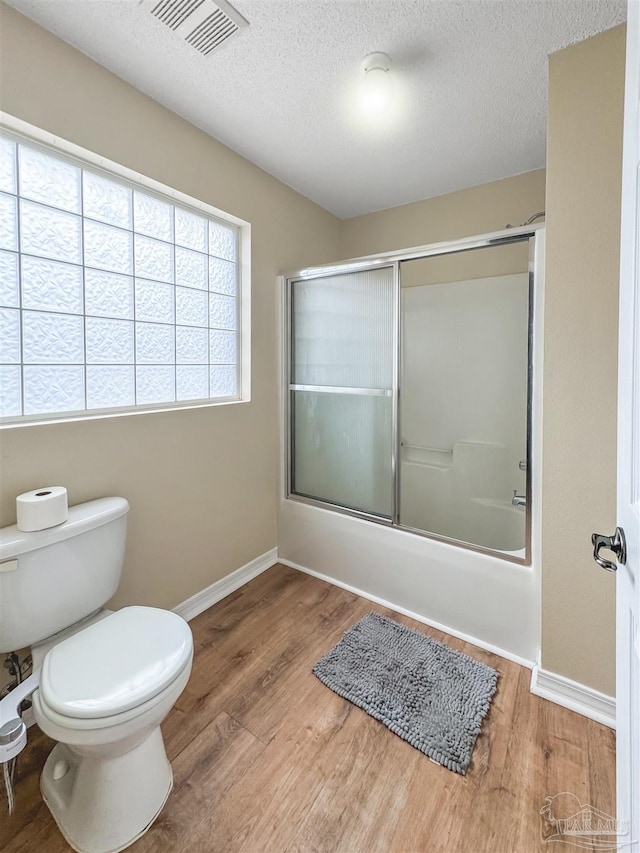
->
[285,226,538,565]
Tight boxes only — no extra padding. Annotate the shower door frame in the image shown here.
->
[284,223,542,566]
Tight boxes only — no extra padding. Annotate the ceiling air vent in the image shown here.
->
[142,0,248,56]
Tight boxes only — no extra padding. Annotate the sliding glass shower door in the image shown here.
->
[288,266,395,518]
[398,243,531,552]
[286,229,538,564]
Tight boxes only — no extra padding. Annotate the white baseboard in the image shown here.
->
[530,663,616,729]
[172,551,615,729]
[278,557,536,670]
[174,548,278,622]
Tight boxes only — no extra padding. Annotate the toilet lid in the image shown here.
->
[40,606,193,719]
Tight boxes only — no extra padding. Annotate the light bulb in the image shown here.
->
[362,68,393,113]
[359,52,393,116]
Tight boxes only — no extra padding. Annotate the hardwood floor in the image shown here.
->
[0,564,616,853]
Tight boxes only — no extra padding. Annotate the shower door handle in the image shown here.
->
[591,527,626,572]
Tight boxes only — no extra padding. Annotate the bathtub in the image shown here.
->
[278,495,538,664]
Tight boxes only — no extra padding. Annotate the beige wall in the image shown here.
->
[338,27,626,696]
[542,25,625,695]
[0,5,340,610]
[0,6,625,698]
[340,169,546,259]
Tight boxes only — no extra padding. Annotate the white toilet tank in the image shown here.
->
[0,497,129,653]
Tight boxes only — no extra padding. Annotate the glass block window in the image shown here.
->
[0,132,243,423]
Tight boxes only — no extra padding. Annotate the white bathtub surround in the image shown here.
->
[278,499,539,663]
[530,659,616,728]
[400,441,525,552]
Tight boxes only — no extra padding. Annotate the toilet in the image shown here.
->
[0,497,193,853]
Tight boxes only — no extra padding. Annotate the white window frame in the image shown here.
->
[0,113,251,429]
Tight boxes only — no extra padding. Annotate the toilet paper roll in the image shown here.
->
[16,486,68,532]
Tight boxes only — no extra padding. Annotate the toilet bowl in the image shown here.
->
[0,497,194,852]
[31,606,193,853]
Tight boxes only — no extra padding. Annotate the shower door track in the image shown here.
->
[283,223,543,566]
[286,223,540,277]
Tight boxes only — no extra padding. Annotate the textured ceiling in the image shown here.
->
[5,0,627,218]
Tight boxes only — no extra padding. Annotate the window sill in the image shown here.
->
[0,395,250,429]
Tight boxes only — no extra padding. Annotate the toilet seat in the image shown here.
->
[34,659,192,735]
[40,606,193,720]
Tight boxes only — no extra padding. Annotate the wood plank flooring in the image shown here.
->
[0,564,616,853]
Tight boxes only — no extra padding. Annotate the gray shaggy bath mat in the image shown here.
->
[313,612,498,775]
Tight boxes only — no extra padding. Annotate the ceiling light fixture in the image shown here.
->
[360,52,393,115]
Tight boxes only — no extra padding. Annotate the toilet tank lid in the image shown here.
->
[40,606,193,719]
[0,497,129,561]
